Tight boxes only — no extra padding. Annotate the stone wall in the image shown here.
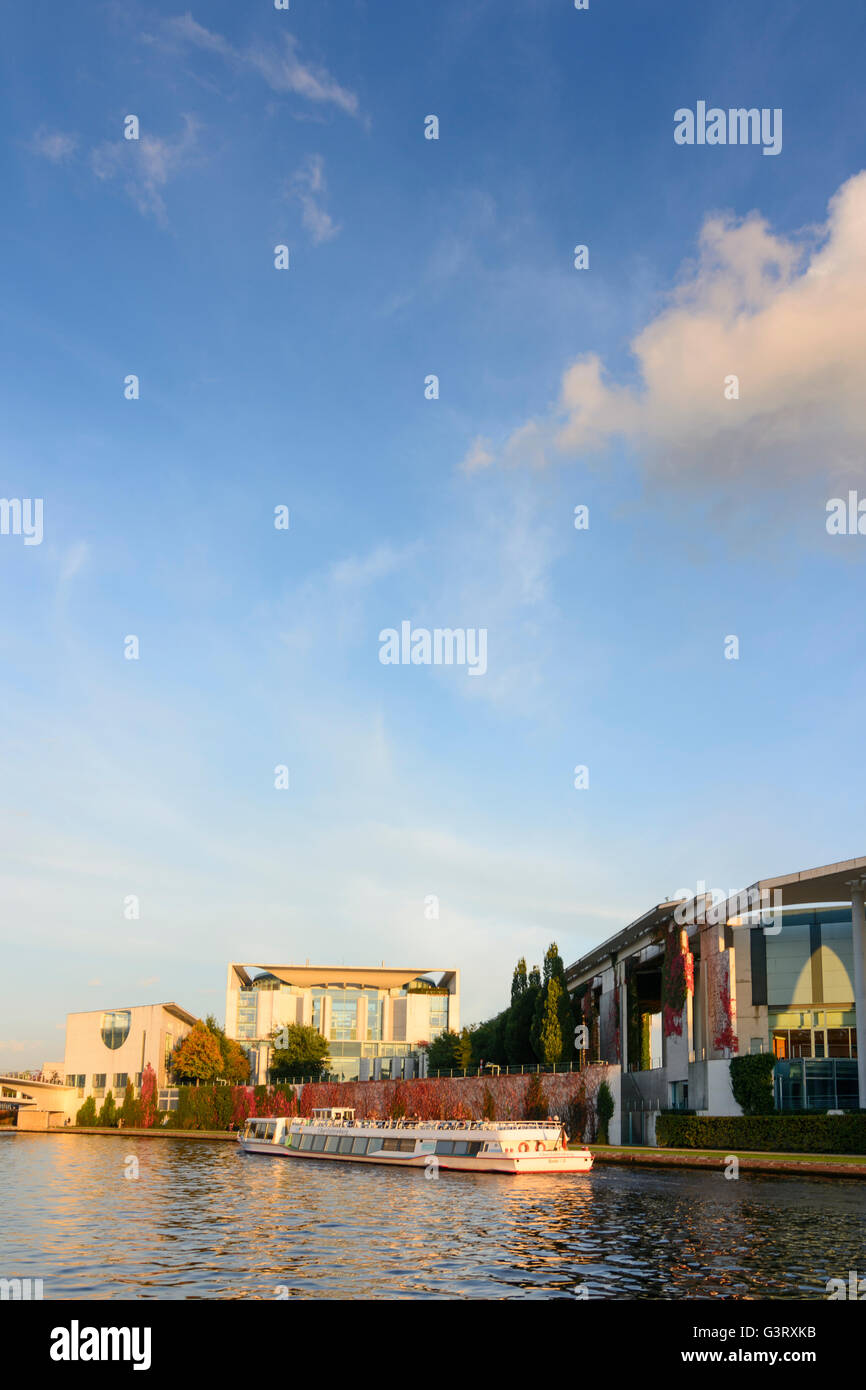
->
[296,1064,618,1142]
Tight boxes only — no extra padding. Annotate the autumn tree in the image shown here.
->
[140,1064,158,1127]
[204,1014,250,1084]
[172,1022,223,1085]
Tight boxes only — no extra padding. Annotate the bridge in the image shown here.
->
[0,1072,76,1125]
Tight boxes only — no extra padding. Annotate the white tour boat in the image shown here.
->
[238,1107,593,1175]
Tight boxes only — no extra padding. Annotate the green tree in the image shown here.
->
[531,944,574,1066]
[538,976,564,1066]
[505,963,541,1064]
[119,1081,141,1128]
[172,1021,224,1084]
[76,1096,97,1127]
[457,1027,474,1069]
[511,957,528,1003]
[470,1011,508,1066]
[426,1029,461,1070]
[97,1089,117,1127]
[597,1080,615,1144]
[269,1024,330,1081]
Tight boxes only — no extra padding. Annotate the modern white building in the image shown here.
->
[567,856,865,1142]
[225,963,460,1082]
[62,1001,197,1103]
[2,1000,197,1129]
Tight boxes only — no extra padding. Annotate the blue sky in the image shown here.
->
[2,1,866,1067]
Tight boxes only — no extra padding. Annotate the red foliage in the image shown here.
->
[140,1064,158,1128]
[713,980,739,1053]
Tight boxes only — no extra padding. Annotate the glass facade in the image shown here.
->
[236,989,258,1041]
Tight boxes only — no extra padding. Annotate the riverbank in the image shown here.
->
[19,1126,239,1141]
[587,1143,866,1178]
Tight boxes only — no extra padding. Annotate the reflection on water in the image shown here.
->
[0,1134,863,1299]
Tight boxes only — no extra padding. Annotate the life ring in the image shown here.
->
[518,1142,530,1153]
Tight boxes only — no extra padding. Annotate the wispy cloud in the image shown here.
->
[288,154,340,244]
[91,114,201,224]
[60,541,89,585]
[165,14,361,120]
[27,128,78,162]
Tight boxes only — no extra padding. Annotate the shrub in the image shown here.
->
[481,1085,496,1121]
[729,1054,776,1115]
[596,1081,615,1143]
[119,1082,141,1128]
[656,1113,866,1154]
[76,1096,97,1127]
[97,1090,117,1127]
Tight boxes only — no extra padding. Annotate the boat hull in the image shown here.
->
[238,1137,593,1175]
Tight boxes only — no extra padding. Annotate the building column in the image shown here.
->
[848,881,866,1108]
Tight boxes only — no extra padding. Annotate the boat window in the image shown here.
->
[266,1122,277,1138]
[399,1139,416,1153]
[351,1137,369,1154]
[452,1140,469,1156]
[435,1141,455,1156]
[338,1136,354,1153]
[325,1136,340,1153]
[382,1138,401,1151]
[312,1134,327,1152]
[300,1133,314,1151]
[466,1142,483,1156]
[483,1142,501,1153]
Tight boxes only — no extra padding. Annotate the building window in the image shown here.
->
[100,1011,131,1050]
[329,995,359,1041]
[113,1073,128,1090]
[428,996,448,1037]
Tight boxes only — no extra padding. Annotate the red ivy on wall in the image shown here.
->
[662,930,694,1039]
[713,980,738,1053]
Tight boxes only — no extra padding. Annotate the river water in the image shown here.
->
[1,1134,863,1299]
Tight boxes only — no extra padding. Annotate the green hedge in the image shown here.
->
[656,1112,866,1154]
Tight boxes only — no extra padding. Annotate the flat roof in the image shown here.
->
[66,1002,198,1026]
[229,964,458,991]
[566,855,866,983]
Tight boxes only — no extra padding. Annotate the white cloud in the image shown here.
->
[165,15,361,120]
[461,436,494,473]
[91,115,200,224]
[329,542,418,589]
[471,171,866,493]
[28,129,78,162]
[288,154,340,245]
